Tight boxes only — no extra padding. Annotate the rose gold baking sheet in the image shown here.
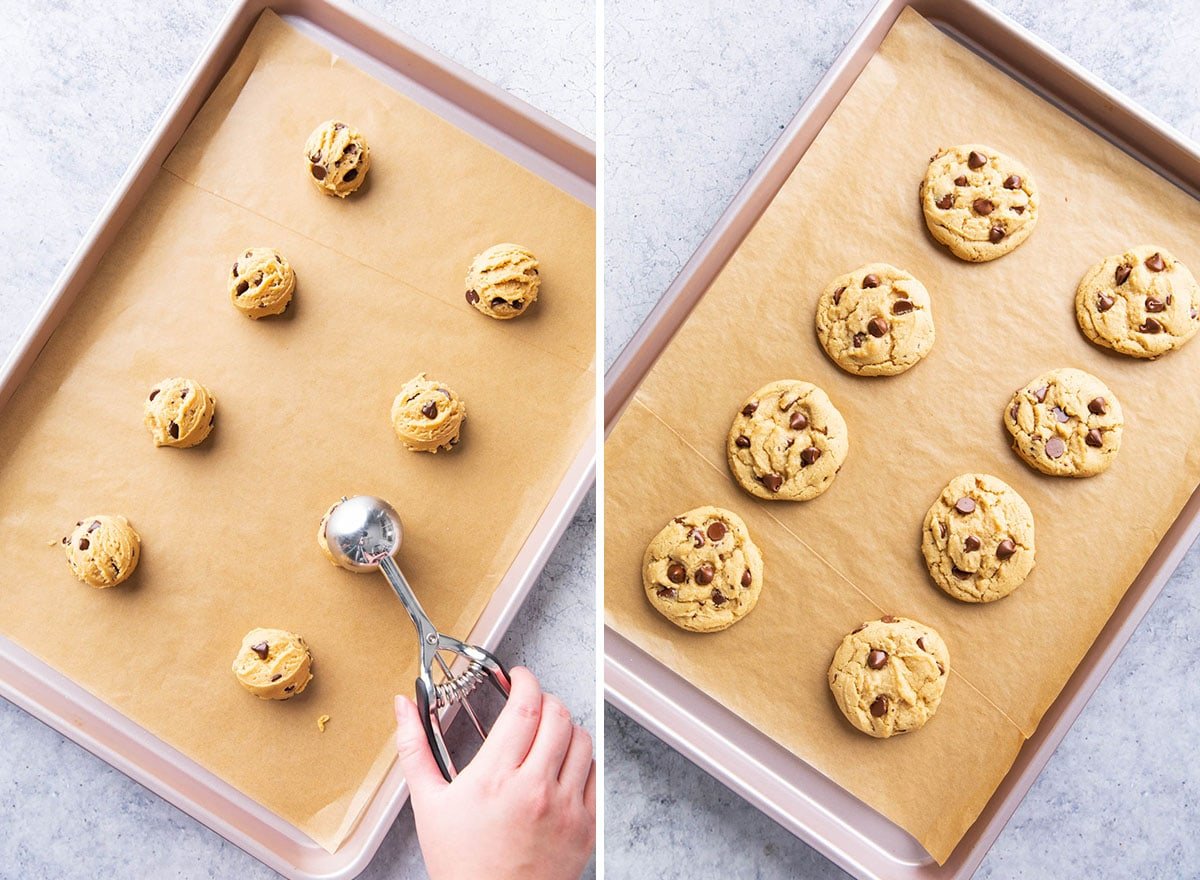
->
[605,3,1200,867]
[0,6,593,857]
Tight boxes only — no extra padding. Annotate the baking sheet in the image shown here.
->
[603,6,1200,863]
[0,10,594,853]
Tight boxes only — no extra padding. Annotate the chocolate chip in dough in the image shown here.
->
[892,299,914,315]
[1140,317,1163,334]
[1086,428,1104,448]
[967,150,987,169]
[88,521,100,533]
[148,388,159,401]
[695,564,715,586]
[251,641,269,660]
[491,297,507,307]
[867,317,889,337]
[710,590,726,606]
[657,586,677,599]
[1088,397,1107,415]
[936,194,953,210]
[688,528,705,548]
[833,286,845,305]
[1052,406,1069,422]
[666,563,686,584]
[1045,436,1066,459]
[800,446,821,466]
[1116,264,1132,285]
[917,637,927,651]
[989,225,1006,243]
[343,169,359,182]
[1097,294,1115,312]
[1003,175,1022,189]
[996,539,1016,560]
[964,535,981,551]
[973,198,995,215]
[867,650,888,670]
[271,674,282,682]
[881,615,898,623]
[852,332,866,348]
[759,473,783,493]
[168,421,179,440]
[466,289,480,304]
[954,497,976,515]
[789,411,808,430]
[954,175,968,186]
[1146,297,1166,313]
[742,402,758,417]
[870,694,890,717]
[421,401,438,419]
[951,566,971,580]
[1034,386,1048,403]
[78,538,90,551]
[862,274,880,288]
[311,164,327,181]
[735,434,751,448]
[706,521,727,542]
[1145,252,1165,272]
[236,281,249,295]
[741,569,752,588]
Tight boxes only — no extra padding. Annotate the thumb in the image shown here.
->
[394,695,448,802]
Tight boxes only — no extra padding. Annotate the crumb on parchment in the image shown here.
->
[317,714,330,732]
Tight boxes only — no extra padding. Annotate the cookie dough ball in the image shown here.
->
[726,380,849,501]
[391,374,466,453]
[62,515,140,588]
[232,628,313,700]
[144,377,216,448]
[642,506,764,633]
[316,501,339,565]
[828,616,950,738]
[922,474,1035,603]
[815,264,935,376]
[1075,246,1200,358]
[1005,368,1123,477]
[920,144,1039,262]
[464,243,540,319]
[304,120,370,197]
[229,248,295,318]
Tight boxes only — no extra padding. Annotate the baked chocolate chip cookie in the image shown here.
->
[1005,367,1123,477]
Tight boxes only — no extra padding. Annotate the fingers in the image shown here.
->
[584,759,597,818]
[558,723,594,795]
[394,695,448,802]
[472,666,543,770]
[521,694,574,778]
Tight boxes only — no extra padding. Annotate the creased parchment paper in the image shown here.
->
[605,7,1200,864]
[0,11,593,853]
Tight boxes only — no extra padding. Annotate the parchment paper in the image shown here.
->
[604,7,1200,863]
[0,11,593,853]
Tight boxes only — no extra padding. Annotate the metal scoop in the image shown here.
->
[322,495,511,781]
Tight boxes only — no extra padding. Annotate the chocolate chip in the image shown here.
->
[867,317,889,338]
[710,590,726,606]
[466,289,479,304]
[706,521,726,542]
[251,641,269,660]
[973,198,994,215]
[511,299,524,310]
[61,536,68,544]
[954,175,968,186]
[936,193,953,209]
[870,695,889,717]
[759,473,784,492]
[996,539,1016,560]
[735,434,751,448]
[989,225,1006,243]
[1086,428,1104,448]
[656,586,676,599]
[1009,402,1019,421]
[892,299,914,315]
[284,685,295,692]
[311,152,321,163]
[1013,205,1026,214]
[88,521,100,533]
[789,411,808,430]
[1088,397,1107,415]
[236,281,249,295]
[252,273,263,287]
[1139,317,1163,333]
[881,615,897,623]
[862,274,880,288]
[852,332,866,348]
[799,445,821,467]
[667,563,686,584]
[867,649,888,670]
[1052,406,1069,422]
[954,497,976,514]
[741,569,752,588]
[334,122,345,130]
[231,262,239,276]
[148,388,159,401]
[491,297,507,307]
[939,521,947,539]
[1145,297,1165,313]
[78,537,90,551]
[695,564,715,586]
[343,168,358,182]
[421,401,438,419]
[968,150,987,169]
[1003,174,1022,189]
[951,566,971,580]
[742,402,758,417]
[1097,294,1115,312]
[917,637,926,651]
[833,285,845,305]
[311,164,327,180]
[1167,294,1174,305]
[689,528,705,548]
[938,662,945,676]
[852,624,866,633]
[345,143,358,154]
[1045,436,1066,459]
[1034,386,1048,403]
[168,421,179,440]
[1115,264,1132,285]
[1145,252,1165,272]
[964,535,981,551]
[271,674,282,682]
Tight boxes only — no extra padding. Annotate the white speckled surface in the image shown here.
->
[604,1,1200,878]
[0,2,594,878]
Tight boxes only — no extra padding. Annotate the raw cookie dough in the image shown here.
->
[921,473,1035,603]
[643,506,763,633]
[1074,245,1200,358]
[726,380,849,501]
[920,144,1039,262]
[815,264,935,376]
[232,628,313,700]
[1005,367,1123,477]
[62,515,140,588]
[304,120,370,197]
[316,501,339,564]
[465,243,540,319]
[144,377,217,448]
[391,374,466,453]
[828,616,950,738]
[229,248,295,318]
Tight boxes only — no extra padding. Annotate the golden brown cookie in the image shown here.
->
[1004,368,1122,477]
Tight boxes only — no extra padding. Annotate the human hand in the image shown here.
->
[395,666,596,880]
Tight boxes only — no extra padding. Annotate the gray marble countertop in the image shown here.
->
[0,2,594,878]
[604,1,1200,878]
